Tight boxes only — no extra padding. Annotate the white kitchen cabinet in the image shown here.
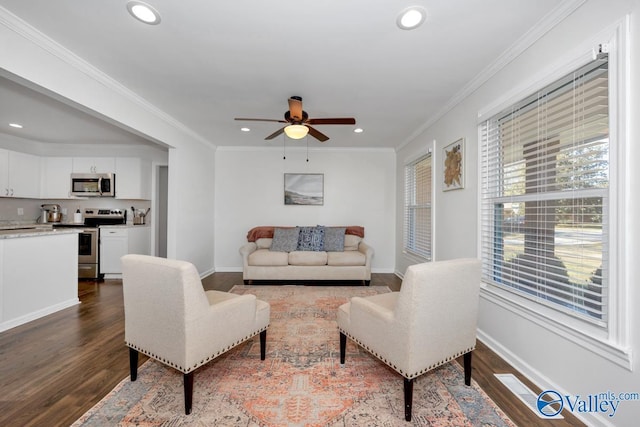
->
[100,228,128,275]
[115,157,151,200]
[0,150,8,196]
[0,149,41,198]
[100,226,151,276]
[72,157,115,174]
[41,157,73,199]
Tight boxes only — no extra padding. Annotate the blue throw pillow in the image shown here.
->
[270,227,300,252]
[297,226,325,251]
[323,227,346,252]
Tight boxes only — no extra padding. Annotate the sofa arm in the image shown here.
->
[358,241,374,266]
[239,242,257,267]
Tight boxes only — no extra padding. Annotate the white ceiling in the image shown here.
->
[0,0,566,150]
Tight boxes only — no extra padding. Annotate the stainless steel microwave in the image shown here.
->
[70,173,115,197]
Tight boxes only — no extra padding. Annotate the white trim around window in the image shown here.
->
[476,18,631,369]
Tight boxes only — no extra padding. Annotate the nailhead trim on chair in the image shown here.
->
[126,325,269,374]
[338,327,475,379]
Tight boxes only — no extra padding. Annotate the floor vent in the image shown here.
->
[494,373,564,419]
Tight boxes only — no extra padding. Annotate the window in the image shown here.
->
[404,153,432,260]
[480,56,609,325]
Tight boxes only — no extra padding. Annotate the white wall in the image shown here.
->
[214,147,395,272]
[396,1,640,425]
[167,144,216,275]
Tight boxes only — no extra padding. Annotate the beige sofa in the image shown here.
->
[239,226,373,285]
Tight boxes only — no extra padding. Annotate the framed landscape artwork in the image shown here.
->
[443,138,464,191]
[284,173,324,205]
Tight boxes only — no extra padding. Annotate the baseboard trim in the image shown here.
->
[0,298,80,333]
[213,267,395,274]
[477,330,612,427]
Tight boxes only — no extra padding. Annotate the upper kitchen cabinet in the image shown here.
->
[115,157,151,200]
[0,149,41,198]
[72,157,115,174]
[41,157,73,199]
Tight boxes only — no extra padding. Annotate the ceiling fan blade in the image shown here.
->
[265,127,286,140]
[288,97,303,121]
[306,117,356,125]
[235,118,287,123]
[306,125,329,142]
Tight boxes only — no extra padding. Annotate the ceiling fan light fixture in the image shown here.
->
[127,1,161,25]
[284,124,309,139]
[397,6,426,30]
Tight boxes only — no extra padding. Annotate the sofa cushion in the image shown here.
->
[327,251,366,266]
[297,226,325,251]
[323,227,346,252]
[248,249,289,266]
[289,250,328,266]
[270,227,300,252]
[344,234,362,251]
[255,238,273,249]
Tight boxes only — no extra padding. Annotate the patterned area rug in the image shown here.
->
[73,285,516,426]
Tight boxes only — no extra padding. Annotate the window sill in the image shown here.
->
[480,283,632,370]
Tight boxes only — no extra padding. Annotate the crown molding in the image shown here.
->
[215,145,395,153]
[396,0,587,152]
[0,6,214,149]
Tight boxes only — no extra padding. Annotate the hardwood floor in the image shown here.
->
[0,274,584,426]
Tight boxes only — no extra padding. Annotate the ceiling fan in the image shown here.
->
[235,96,356,142]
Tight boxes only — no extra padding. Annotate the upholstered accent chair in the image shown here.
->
[121,254,270,415]
[337,258,481,421]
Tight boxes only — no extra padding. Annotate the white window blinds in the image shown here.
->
[480,56,609,324]
[404,153,432,260]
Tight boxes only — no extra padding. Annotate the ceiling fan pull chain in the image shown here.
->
[306,136,309,162]
[283,134,286,160]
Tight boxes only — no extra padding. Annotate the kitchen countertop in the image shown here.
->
[0,224,81,239]
[100,223,150,228]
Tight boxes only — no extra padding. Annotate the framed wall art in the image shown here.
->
[284,173,324,205]
[443,138,464,191]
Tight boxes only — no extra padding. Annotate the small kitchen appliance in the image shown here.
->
[41,204,62,223]
[70,173,115,197]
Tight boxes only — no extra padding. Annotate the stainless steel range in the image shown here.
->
[55,208,126,279]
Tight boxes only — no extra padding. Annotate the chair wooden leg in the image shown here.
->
[464,351,472,386]
[404,377,413,421]
[260,330,267,360]
[339,332,346,364]
[184,372,194,415]
[129,348,138,381]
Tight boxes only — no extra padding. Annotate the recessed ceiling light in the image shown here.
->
[9,123,23,129]
[127,1,161,25]
[354,128,364,133]
[240,127,250,132]
[397,6,427,30]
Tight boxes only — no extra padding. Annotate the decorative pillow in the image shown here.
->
[323,227,346,252]
[270,227,300,252]
[297,226,325,251]
[344,234,362,251]
[255,238,273,249]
